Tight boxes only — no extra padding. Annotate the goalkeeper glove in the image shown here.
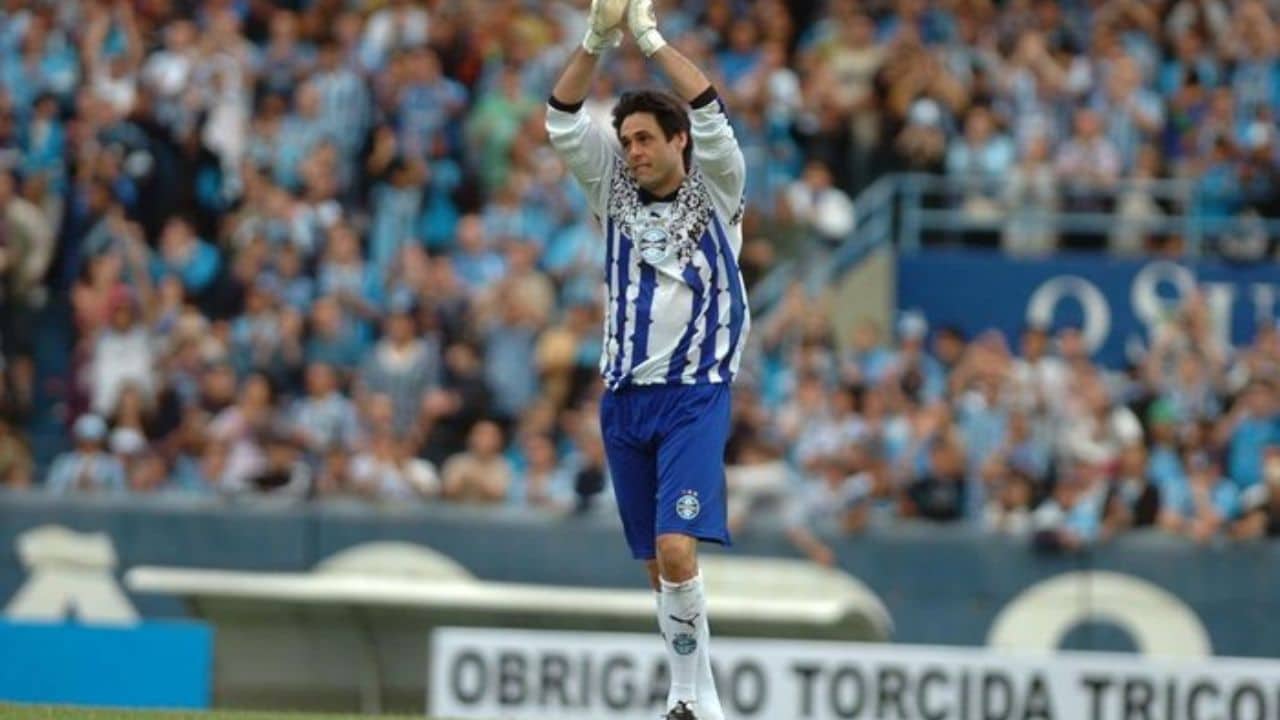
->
[628,0,667,57]
[582,0,627,54]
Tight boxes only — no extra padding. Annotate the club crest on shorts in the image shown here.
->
[676,490,700,521]
[672,632,698,656]
[637,226,670,265]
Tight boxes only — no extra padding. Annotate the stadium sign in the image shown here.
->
[898,252,1280,366]
[431,628,1280,720]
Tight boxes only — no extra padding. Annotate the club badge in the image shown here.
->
[637,226,670,265]
[676,490,700,520]
[672,633,698,655]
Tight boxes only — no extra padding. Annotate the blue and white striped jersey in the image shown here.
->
[546,94,750,391]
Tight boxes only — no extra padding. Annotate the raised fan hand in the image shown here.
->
[582,0,629,54]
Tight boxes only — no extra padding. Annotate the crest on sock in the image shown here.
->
[671,632,698,656]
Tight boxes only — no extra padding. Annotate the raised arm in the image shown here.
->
[551,48,604,108]
[546,49,618,217]
[629,0,746,221]
[544,0,633,215]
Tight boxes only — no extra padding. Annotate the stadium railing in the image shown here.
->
[750,172,1280,314]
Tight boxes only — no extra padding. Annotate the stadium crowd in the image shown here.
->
[0,0,1279,558]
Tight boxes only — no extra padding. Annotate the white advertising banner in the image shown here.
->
[430,628,1280,720]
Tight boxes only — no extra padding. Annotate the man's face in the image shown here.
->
[1021,328,1046,358]
[306,364,335,396]
[619,112,686,193]
[387,313,414,344]
[110,304,135,331]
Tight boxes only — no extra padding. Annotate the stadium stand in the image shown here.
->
[0,0,1279,560]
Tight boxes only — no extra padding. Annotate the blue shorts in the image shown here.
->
[600,382,733,560]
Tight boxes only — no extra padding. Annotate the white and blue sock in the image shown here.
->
[657,573,723,718]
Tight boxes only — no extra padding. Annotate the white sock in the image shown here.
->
[654,592,724,718]
[695,606,725,720]
[659,574,705,706]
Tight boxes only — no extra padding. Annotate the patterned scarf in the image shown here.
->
[606,156,713,268]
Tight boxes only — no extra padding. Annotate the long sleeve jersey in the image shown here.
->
[545,89,750,391]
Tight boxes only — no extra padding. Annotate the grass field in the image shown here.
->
[0,707,441,720]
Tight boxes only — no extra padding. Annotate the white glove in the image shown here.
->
[628,0,667,56]
[582,0,627,54]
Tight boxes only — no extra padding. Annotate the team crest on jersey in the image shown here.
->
[637,226,670,265]
[608,156,711,268]
[676,490,701,520]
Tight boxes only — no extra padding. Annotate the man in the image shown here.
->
[45,415,126,495]
[545,1,748,717]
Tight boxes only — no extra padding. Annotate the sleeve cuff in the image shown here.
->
[689,86,719,110]
[548,95,585,114]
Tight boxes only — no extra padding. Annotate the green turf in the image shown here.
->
[0,707,438,720]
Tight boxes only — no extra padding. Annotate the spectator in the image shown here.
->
[785,443,874,566]
[1109,144,1167,255]
[355,300,441,436]
[1236,447,1280,539]
[1002,410,1052,483]
[1001,134,1059,255]
[250,430,312,498]
[946,105,1015,220]
[313,445,355,499]
[88,286,156,418]
[109,426,150,487]
[1103,445,1163,535]
[0,170,55,400]
[1031,466,1106,553]
[0,414,32,490]
[1058,373,1143,468]
[229,277,286,376]
[509,431,573,510]
[393,47,467,162]
[1158,449,1241,543]
[984,468,1036,536]
[255,12,313,98]
[350,430,439,501]
[270,243,315,314]
[205,373,279,495]
[726,435,789,534]
[568,418,610,514]
[481,280,544,426]
[441,419,512,503]
[316,222,380,325]
[903,431,968,522]
[292,362,360,455]
[311,36,369,163]
[451,214,506,293]
[368,156,426,276]
[465,63,538,193]
[46,414,126,495]
[1091,55,1164,172]
[142,19,199,131]
[1222,379,1279,491]
[155,217,220,301]
[1054,109,1122,236]
[359,0,430,74]
[305,295,366,375]
[783,159,856,245]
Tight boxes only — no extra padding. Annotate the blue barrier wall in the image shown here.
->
[1,494,1277,658]
[0,620,212,708]
[897,251,1280,365]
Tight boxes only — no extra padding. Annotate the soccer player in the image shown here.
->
[545,0,749,718]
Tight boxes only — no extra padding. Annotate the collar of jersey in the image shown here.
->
[638,186,680,204]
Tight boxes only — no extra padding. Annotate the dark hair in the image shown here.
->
[612,89,693,171]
